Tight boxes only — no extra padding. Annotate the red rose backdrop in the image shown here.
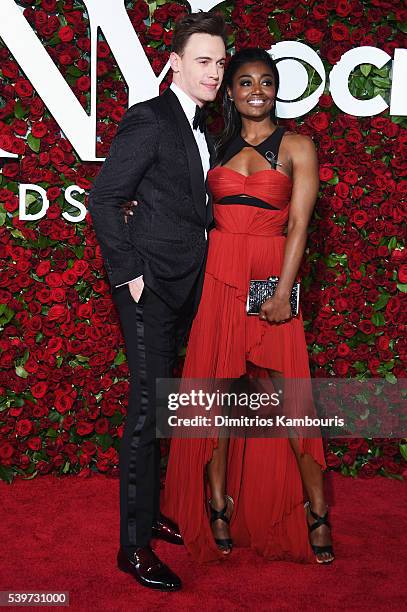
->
[0,0,406,483]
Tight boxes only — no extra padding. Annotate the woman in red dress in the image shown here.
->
[162,48,334,564]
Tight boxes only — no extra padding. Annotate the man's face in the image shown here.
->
[170,33,226,106]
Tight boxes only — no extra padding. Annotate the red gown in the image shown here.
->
[161,162,327,563]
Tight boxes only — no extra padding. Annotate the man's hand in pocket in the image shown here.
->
[128,275,144,303]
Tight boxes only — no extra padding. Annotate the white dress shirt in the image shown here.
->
[116,82,210,287]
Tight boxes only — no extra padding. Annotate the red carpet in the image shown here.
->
[1,472,406,611]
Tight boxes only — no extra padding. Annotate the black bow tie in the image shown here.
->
[193,105,207,132]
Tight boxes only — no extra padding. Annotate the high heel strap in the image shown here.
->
[209,495,234,525]
[304,502,331,532]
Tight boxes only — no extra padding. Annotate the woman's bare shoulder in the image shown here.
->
[281,131,317,159]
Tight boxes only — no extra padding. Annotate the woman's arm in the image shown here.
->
[259,134,319,323]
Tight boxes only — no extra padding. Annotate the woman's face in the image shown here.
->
[227,60,276,121]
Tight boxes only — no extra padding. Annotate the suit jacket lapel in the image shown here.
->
[204,129,216,168]
[165,88,207,223]
[204,128,215,228]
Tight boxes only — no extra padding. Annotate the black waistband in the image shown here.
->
[217,195,279,210]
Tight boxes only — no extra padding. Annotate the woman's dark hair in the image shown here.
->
[215,48,280,164]
[171,11,227,56]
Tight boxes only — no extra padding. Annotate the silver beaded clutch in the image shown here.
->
[246,276,300,316]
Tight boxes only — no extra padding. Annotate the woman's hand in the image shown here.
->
[121,199,138,223]
[259,294,292,323]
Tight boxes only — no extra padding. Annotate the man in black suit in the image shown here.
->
[88,12,227,591]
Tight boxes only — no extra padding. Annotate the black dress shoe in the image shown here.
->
[151,515,183,545]
[117,546,181,591]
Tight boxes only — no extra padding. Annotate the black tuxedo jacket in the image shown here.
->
[88,87,215,310]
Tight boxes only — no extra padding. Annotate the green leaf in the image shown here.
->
[0,465,14,483]
[14,100,27,119]
[67,65,83,77]
[15,365,28,379]
[371,312,385,326]
[27,133,41,153]
[385,372,397,384]
[372,76,390,89]
[46,427,57,438]
[400,443,407,462]
[391,116,407,127]
[25,193,38,205]
[360,64,372,77]
[110,410,124,426]
[48,409,63,423]
[373,293,390,311]
[96,433,113,452]
[0,209,6,226]
[114,350,127,366]
[62,460,70,473]
[398,21,407,34]
[397,283,407,293]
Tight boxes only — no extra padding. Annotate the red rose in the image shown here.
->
[0,442,14,460]
[31,382,48,398]
[76,421,94,436]
[326,452,341,467]
[31,122,48,138]
[95,418,109,434]
[147,24,164,41]
[61,270,78,285]
[50,288,66,302]
[308,112,329,131]
[35,261,51,277]
[312,5,327,18]
[47,187,61,201]
[342,452,356,466]
[319,166,334,181]
[336,0,352,17]
[15,79,34,98]
[47,304,67,322]
[333,359,349,376]
[358,320,374,335]
[15,419,33,437]
[351,210,368,228]
[54,394,74,414]
[58,26,74,42]
[78,303,93,318]
[331,22,349,41]
[27,437,42,451]
[77,76,91,92]
[163,30,173,47]
[305,28,324,45]
[344,170,358,185]
[335,182,349,198]
[46,272,63,288]
[337,343,350,357]
[2,60,19,79]
[382,459,400,474]
[398,264,407,284]
[41,0,57,10]
[359,463,379,478]
[72,260,89,275]
[385,296,401,323]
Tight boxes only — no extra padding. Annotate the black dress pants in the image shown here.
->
[112,282,195,549]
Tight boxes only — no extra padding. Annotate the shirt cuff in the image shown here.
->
[115,275,143,288]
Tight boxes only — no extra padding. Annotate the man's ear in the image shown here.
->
[169,51,180,73]
[226,86,232,99]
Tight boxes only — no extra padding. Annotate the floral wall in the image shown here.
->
[0,0,406,483]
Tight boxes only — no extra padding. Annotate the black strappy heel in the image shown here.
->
[208,495,234,554]
[304,501,335,564]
